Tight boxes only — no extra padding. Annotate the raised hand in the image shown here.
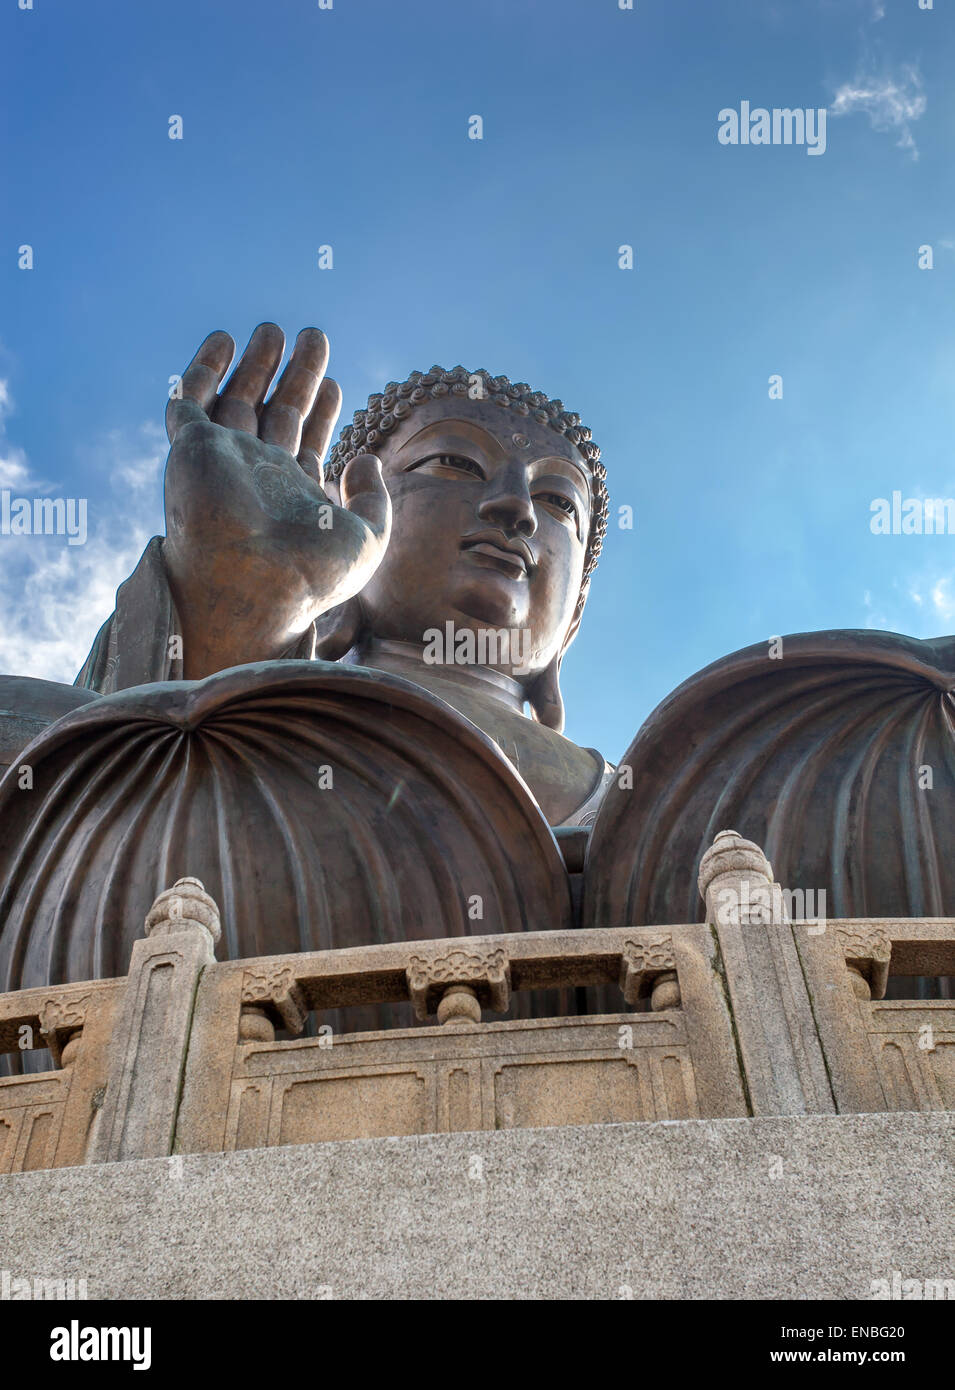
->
[162,324,391,678]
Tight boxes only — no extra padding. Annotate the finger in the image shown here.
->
[259,327,329,455]
[340,454,391,540]
[165,330,234,443]
[212,322,285,434]
[297,376,343,484]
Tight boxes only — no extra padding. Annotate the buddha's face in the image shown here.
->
[334,396,592,683]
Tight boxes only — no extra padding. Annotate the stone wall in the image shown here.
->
[0,1112,951,1300]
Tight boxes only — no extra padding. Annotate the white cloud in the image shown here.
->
[0,382,164,683]
[0,381,44,492]
[930,578,955,625]
[99,422,166,492]
[0,449,34,491]
[0,531,155,682]
[830,65,926,159]
[864,568,955,637]
[862,588,892,631]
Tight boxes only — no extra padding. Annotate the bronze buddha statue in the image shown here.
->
[77,324,613,828]
[0,322,953,1010]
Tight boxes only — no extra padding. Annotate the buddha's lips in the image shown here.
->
[460,536,532,579]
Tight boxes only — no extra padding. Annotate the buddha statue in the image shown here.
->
[0,323,953,1015]
[76,324,612,828]
[0,325,611,1011]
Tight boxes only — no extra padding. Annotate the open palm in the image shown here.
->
[161,324,391,676]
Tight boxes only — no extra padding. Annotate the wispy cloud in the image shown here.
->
[97,422,166,492]
[0,380,43,491]
[830,64,926,159]
[0,381,164,683]
[928,577,955,626]
[864,569,955,636]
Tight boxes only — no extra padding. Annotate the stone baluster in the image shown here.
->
[239,1006,276,1042]
[839,927,891,1002]
[698,830,834,1116]
[649,972,681,1011]
[619,932,681,1010]
[406,947,511,1027]
[86,877,221,1164]
[239,966,307,1041]
[38,994,91,1069]
[435,985,482,1025]
[58,1030,83,1067]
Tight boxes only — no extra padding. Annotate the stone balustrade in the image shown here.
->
[1,831,954,1172]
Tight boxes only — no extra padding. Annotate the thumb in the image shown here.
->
[340,454,392,541]
[165,395,210,445]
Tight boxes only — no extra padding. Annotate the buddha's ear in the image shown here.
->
[527,656,565,732]
[560,578,589,658]
[526,581,590,732]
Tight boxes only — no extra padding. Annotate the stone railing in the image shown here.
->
[0,977,123,1171]
[1,832,954,1172]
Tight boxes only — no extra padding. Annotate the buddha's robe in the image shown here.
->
[74,537,613,828]
[584,628,955,926]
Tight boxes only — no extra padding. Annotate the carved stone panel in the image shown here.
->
[276,1071,432,1145]
[0,1077,67,1175]
[214,1009,708,1150]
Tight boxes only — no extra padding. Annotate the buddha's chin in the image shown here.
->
[450,577,526,629]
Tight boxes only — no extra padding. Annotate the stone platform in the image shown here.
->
[0,1111,951,1300]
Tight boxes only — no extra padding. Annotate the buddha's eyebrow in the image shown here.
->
[396,417,490,442]
[534,458,593,493]
[395,420,593,491]
[394,421,496,456]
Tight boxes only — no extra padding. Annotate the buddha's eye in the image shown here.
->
[539,492,578,520]
[407,453,485,480]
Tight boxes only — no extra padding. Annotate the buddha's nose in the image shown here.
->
[478,467,537,537]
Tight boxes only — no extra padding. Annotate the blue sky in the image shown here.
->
[1,0,952,761]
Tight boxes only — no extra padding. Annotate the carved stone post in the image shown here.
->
[240,965,307,1041]
[698,830,834,1116]
[619,932,682,1010]
[840,927,891,1001]
[38,995,91,1068]
[86,877,221,1164]
[406,946,511,1027]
